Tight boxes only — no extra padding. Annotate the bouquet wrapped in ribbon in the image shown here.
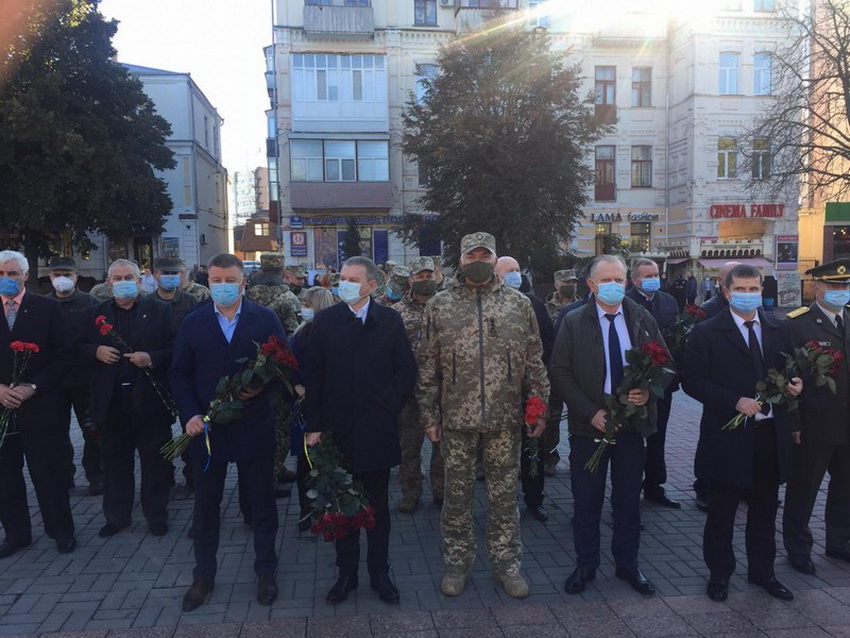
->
[723,341,843,430]
[662,304,705,356]
[161,335,299,464]
[303,434,376,541]
[586,341,673,471]
[523,395,547,478]
[0,341,40,449]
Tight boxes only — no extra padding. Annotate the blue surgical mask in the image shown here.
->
[503,272,522,289]
[158,274,181,290]
[640,277,661,293]
[301,307,315,322]
[210,282,241,306]
[386,288,403,301]
[338,280,365,305]
[112,280,139,300]
[0,278,20,297]
[823,289,850,310]
[729,291,762,313]
[595,281,626,306]
[331,287,340,298]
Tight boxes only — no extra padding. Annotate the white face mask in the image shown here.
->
[301,307,315,321]
[51,276,75,293]
[338,280,365,305]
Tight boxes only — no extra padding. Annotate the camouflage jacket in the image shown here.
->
[245,282,300,335]
[88,282,113,301]
[545,292,572,325]
[416,275,550,433]
[391,292,429,360]
[182,280,210,302]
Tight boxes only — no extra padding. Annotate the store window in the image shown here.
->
[630,222,651,252]
[595,222,611,256]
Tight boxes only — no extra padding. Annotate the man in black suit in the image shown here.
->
[550,254,668,597]
[783,258,850,575]
[682,264,801,602]
[305,256,417,605]
[81,259,176,539]
[0,250,75,558]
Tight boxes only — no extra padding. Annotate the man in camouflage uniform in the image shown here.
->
[89,279,117,301]
[545,269,579,325]
[284,264,307,297]
[328,272,342,301]
[179,268,210,302]
[417,232,549,599]
[245,253,301,488]
[393,257,444,513]
[376,266,409,306]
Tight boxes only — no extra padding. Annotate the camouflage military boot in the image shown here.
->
[493,569,529,599]
[398,493,418,514]
[440,570,469,597]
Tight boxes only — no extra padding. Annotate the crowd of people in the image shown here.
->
[0,234,848,614]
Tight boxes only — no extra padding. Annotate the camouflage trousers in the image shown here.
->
[273,392,292,478]
[398,402,444,501]
[441,427,521,574]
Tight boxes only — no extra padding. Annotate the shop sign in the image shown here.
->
[775,235,798,271]
[709,203,785,219]
[290,231,307,257]
[302,215,439,226]
[290,216,304,229]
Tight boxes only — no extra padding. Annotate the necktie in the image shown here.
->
[605,314,624,393]
[744,320,765,381]
[837,314,844,335]
[5,300,17,331]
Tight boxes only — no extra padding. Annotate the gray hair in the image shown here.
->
[588,254,627,279]
[342,256,378,282]
[630,257,657,273]
[107,258,140,279]
[0,250,29,275]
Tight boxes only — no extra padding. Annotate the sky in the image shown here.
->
[100,0,272,177]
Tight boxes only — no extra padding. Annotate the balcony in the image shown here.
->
[303,2,374,39]
[290,181,392,210]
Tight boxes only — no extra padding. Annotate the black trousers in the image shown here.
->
[704,422,779,582]
[193,453,278,581]
[570,432,645,572]
[520,424,545,508]
[784,439,850,557]
[643,388,673,492]
[336,468,391,580]
[100,386,172,527]
[0,406,75,543]
[58,384,102,485]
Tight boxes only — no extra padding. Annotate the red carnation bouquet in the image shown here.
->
[523,395,547,478]
[0,341,40,448]
[161,335,299,464]
[662,304,705,356]
[586,340,674,471]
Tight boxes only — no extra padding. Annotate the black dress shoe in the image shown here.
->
[748,577,794,601]
[326,574,358,603]
[277,467,297,483]
[564,567,596,595]
[615,567,656,596]
[695,495,710,512]
[789,554,816,575]
[275,485,292,499]
[98,523,128,538]
[371,573,400,603]
[826,549,850,563]
[56,537,77,554]
[527,504,549,523]
[0,538,31,559]
[644,490,681,509]
[706,580,728,602]
[149,522,168,537]
[182,579,215,612]
[257,572,278,606]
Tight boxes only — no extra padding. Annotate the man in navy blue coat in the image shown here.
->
[169,253,287,612]
[305,256,417,605]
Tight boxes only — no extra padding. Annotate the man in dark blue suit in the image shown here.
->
[169,253,287,612]
[683,264,801,602]
[305,256,417,605]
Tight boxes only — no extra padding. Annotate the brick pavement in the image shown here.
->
[1,389,850,637]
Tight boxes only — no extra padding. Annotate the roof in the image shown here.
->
[122,63,185,76]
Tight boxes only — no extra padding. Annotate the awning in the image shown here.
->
[665,257,689,265]
[698,257,772,270]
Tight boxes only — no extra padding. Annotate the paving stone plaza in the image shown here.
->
[2,391,850,637]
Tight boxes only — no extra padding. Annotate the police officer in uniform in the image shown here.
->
[783,258,850,574]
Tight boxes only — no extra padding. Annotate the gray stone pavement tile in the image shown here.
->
[501,625,568,638]
[369,609,435,633]
[306,615,372,637]
[764,630,833,638]
[172,621,243,637]
[431,608,498,629]
[680,609,760,635]
[437,630,505,638]
[109,628,177,638]
[490,602,557,626]
[240,618,306,638]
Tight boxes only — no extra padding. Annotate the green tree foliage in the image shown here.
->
[341,216,362,259]
[0,0,175,267]
[401,19,607,267]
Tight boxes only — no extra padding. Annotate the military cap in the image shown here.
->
[152,257,184,272]
[328,272,341,286]
[385,260,398,273]
[460,231,496,256]
[408,256,435,275]
[286,264,306,279]
[260,252,285,271]
[554,269,578,282]
[806,258,850,284]
[48,256,78,272]
[388,266,411,291]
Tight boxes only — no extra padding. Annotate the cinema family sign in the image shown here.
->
[709,204,785,219]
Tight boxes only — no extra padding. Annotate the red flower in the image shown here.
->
[10,341,39,354]
[640,341,670,367]
[260,336,300,369]
[524,396,547,425]
[684,304,706,320]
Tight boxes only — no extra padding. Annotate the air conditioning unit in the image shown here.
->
[439,0,454,8]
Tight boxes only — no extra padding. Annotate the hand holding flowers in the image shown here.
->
[523,396,547,478]
[0,341,40,448]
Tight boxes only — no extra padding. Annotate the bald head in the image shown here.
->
[718,261,742,290]
[494,256,520,276]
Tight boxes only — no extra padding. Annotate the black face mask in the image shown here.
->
[462,261,494,284]
[558,284,577,298]
[411,280,437,297]
[290,284,302,296]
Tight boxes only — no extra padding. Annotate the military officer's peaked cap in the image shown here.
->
[806,258,850,284]
[460,232,497,256]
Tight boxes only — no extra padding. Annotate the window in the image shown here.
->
[356,141,389,181]
[595,222,611,256]
[416,63,439,104]
[254,222,270,237]
[290,139,390,182]
[719,52,739,94]
[754,0,775,11]
[459,0,518,7]
[595,66,616,122]
[528,0,550,29]
[631,146,652,187]
[717,137,737,179]
[414,0,437,25]
[631,67,651,107]
[630,222,651,252]
[753,137,771,180]
[418,162,431,187]
[292,53,386,103]
[754,52,772,95]
[291,140,324,181]
[325,140,356,181]
[203,115,210,147]
[595,145,616,201]
[721,0,741,9]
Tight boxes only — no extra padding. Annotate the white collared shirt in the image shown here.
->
[816,302,843,330]
[349,297,370,324]
[730,310,771,420]
[214,300,243,343]
[596,302,631,394]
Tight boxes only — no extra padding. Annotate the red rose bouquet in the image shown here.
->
[662,304,705,356]
[523,395,547,478]
[586,340,674,471]
[0,341,40,448]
